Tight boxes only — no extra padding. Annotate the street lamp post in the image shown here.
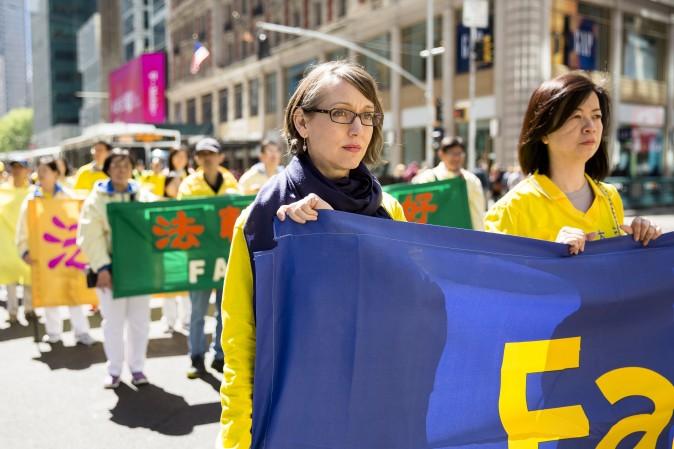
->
[425,0,435,168]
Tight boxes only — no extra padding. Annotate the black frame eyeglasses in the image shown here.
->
[303,108,384,127]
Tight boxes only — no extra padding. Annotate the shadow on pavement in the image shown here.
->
[31,332,189,370]
[110,383,220,435]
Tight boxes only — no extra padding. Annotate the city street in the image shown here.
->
[0,301,222,449]
[1,208,673,449]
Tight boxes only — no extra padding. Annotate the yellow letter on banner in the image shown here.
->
[596,367,674,449]
[499,337,589,449]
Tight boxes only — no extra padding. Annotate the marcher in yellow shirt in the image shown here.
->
[177,139,238,199]
[178,137,238,380]
[412,136,486,230]
[73,141,112,192]
[237,140,284,195]
[485,72,661,253]
[219,61,406,449]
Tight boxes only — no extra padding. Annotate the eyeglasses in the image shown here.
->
[303,108,384,127]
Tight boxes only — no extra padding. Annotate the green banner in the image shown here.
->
[108,195,255,298]
[383,178,472,229]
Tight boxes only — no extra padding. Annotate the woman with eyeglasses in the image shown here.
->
[218,60,406,449]
[484,72,661,254]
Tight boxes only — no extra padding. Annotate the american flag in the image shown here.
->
[190,41,210,74]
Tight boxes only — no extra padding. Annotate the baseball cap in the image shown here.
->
[9,160,29,168]
[195,138,221,154]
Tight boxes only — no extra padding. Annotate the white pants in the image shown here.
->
[5,284,33,315]
[44,306,91,339]
[161,294,191,328]
[97,288,150,377]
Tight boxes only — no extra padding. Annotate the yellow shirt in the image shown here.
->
[137,170,166,197]
[177,167,239,199]
[484,173,624,241]
[219,193,406,449]
[73,162,108,192]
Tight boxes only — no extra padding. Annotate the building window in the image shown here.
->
[327,48,348,61]
[202,93,213,124]
[402,127,425,164]
[219,88,229,123]
[187,98,196,123]
[264,72,277,114]
[285,60,316,102]
[174,102,183,122]
[123,13,134,34]
[249,78,259,116]
[337,0,347,18]
[401,18,442,84]
[313,2,322,27]
[234,83,243,119]
[622,14,667,81]
[357,33,391,89]
[153,22,166,50]
[125,41,135,61]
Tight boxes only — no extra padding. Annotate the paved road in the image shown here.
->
[2,208,673,449]
[0,303,222,449]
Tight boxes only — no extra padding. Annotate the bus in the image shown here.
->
[1,123,181,169]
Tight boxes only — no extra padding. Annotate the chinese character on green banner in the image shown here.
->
[108,195,254,298]
[383,178,472,229]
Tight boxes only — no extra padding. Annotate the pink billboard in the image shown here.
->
[109,52,166,123]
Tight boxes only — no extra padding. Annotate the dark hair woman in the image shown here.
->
[485,72,661,254]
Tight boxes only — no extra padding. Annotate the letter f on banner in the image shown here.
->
[499,337,589,449]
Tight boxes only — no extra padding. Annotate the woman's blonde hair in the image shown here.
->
[282,60,384,166]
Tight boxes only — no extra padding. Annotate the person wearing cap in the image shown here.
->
[177,137,238,379]
[238,140,284,195]
[1,160,33,323]
[77,149,155,389]
[73,141,112,192]
[411,137,486,231]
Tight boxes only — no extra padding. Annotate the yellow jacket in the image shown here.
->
[77,180,154,272]
[177,167,238,199]
[484,173,624,241]
[219,193,406,449]
[73,162,108,192]
[137,170,166,197]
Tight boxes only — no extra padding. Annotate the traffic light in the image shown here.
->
[257,32,270,60]
[482,35,493,64]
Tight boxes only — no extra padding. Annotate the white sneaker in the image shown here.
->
[41,334,61,344]
[75,333,97,346]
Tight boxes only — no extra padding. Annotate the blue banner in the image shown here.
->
[252,211,674,449]
[456,23,493,74]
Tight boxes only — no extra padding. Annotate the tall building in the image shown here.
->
[30,0,97,146]
[165,0,674,177]
[0,0,29,117]
[122,0,167,61]
[77,13,101,127]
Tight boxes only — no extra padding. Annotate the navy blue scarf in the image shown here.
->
[244,153,390,255]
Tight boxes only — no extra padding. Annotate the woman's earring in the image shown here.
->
[302,140,307,152]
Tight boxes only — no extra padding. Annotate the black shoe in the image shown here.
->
[210,358,224,373]
[187,356,206,379]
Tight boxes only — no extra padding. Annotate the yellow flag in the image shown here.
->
[0,185,30,284]
[27,198,98,307]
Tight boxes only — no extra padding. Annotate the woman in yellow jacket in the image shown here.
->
[485,72,661,252]
[219,61,406,449]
